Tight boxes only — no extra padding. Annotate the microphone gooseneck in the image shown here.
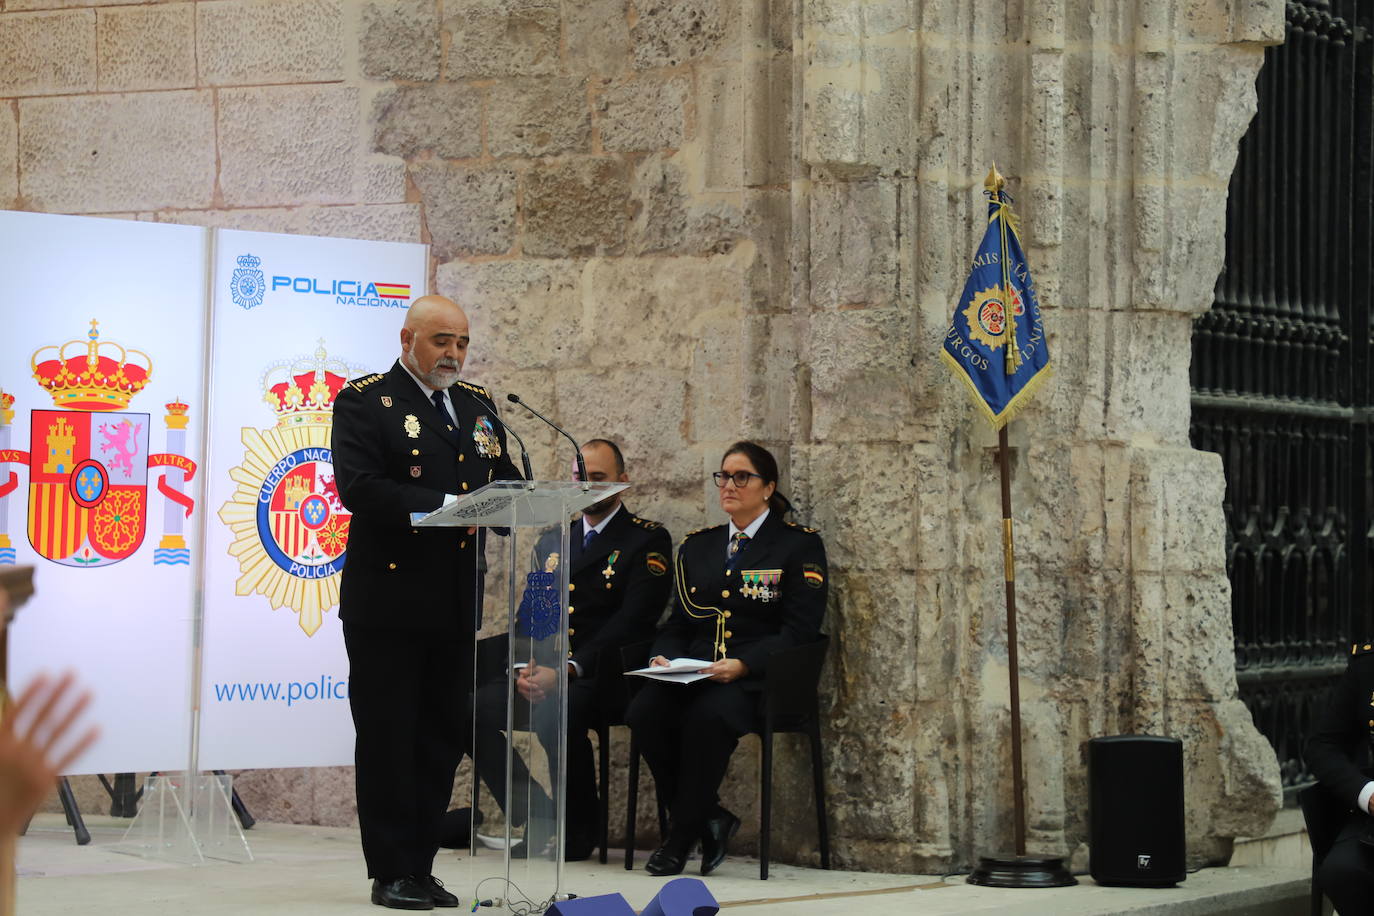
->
[497,415,535,484]
[506,392,588,489]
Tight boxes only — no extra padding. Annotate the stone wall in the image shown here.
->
[4,0,1286,872]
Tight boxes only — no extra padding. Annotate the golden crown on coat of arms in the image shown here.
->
[30,320,153,412]
[261,340,356,429]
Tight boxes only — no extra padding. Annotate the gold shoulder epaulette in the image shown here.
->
[786,520,819,534]
[681,524,719,545]
[454,380,490,397]
[349,373,384,392]
[630,516,663,530]
[1353,642,1374,656]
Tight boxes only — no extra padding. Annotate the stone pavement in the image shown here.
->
[15,814,1311,915]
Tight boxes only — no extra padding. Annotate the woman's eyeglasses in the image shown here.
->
[712,471,763,488]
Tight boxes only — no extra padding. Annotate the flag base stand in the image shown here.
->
[966,854,1077,888]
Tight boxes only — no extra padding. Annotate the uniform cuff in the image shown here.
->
[1358,781,1374,815]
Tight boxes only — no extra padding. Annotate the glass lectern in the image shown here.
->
[417,479,627,911]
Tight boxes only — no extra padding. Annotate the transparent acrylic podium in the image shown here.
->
[114,772,252,865]
[418,479,627,913]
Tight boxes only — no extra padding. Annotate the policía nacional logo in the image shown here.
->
[0,320,199,568]
[231,253,266,311]
[217,341,365,636]
[963,285,1025,351]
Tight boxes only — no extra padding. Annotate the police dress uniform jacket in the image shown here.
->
[332,361,521,631]
[330,360,520,882]
[1304,643,1374,914]
[654,511,827,679]
[555,507,673,677]
[1306,644,1374,807]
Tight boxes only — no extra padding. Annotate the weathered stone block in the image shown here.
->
[808,306,917,441]
[1130,446,1228,575]
[0,9,94,97]
[371,84,483,160]
[1233,0,1286,43]
[564,0,630,76]
[360,0,440,82]
[444,0,559,78]
[1169,47,1265,182]
[554,366,695,488]
[96,4,195,92]
[1104,311,1193,443]
[522,158,628,257]
[806,442,918,573]
[488,78,591,158]
[809,179,898,309]
[357,154,408,204]
[219,86,359,207]
[697,65,743,189]
[435,259,585,371]
[198,0,345,86]
[410,162,517,258]
[597,75,687,153]
[156,203,422,243]
[630,0,735,68]
[627,153,744,257]
[19,91,215,212]
[582,249,749,372]
[0,103,16,209]
[7,0,132,8]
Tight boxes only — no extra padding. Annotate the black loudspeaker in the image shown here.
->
[1088,735,1186,887]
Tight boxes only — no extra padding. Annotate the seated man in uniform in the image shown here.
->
[471,439,673,860]
[1307,640,1374,913]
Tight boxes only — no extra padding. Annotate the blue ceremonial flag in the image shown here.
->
[941,168,1052,428]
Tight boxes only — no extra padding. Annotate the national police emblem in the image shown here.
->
[963,285,1025,351]
[216,341,366,636]
[230,253,266,311]
[0,320,198,568]
[516,551,563,640]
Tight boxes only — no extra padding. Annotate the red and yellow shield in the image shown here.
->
[28,410,149,566]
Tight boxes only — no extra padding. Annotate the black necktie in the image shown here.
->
[430,390,452,430]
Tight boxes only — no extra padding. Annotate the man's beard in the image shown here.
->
[583,494,619,517]
[405,351,460,389]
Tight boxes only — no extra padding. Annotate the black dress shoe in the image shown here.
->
[700,808,740,876]
[422,876,460,908]
[371,877,434,910]
[645,845,688,876]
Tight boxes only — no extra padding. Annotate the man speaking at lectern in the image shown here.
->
[333,294,520,910]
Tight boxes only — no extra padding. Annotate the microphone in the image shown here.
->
[505,393,588,488]
[495,414,535,484]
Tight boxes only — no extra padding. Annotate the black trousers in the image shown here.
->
[472,675,599,837]
[344,622,472,879]
[1317,812,1374,915]
[625,679,755,834]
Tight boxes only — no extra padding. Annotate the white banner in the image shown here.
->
[198,229,426,770]
[0,211,207,774]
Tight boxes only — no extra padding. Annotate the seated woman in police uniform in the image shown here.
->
[625,440,827,877]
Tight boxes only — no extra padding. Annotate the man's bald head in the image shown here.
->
[401,295,470,389]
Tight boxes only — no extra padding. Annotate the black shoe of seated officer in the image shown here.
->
[422,876,460,908]
[371,876,434,910]
[645,826,696,877]
[700,807,741,876]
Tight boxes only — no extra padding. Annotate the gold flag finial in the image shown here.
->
[985,164,1005,195]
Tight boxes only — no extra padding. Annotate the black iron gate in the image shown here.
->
[1190,0,1374,797]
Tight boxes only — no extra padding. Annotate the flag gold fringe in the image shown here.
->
[939,348,1055,431]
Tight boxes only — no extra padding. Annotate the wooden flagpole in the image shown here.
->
[965,168,1073,888]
